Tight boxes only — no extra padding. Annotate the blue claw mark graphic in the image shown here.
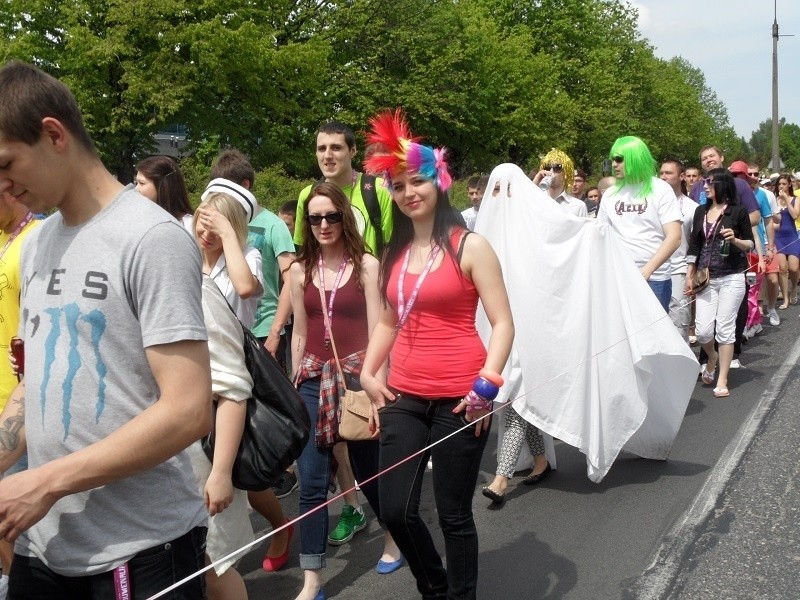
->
[61,303,82,439]
[41,308,61,426]
[81,309,107,422]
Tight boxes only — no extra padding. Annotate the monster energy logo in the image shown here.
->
[38,302,108,440]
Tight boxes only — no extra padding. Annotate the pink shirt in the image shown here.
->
[387,231,486,398]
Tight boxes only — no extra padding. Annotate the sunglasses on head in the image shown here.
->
[612,155,624,163]
[544,163,564,172]
[306,211,344,226]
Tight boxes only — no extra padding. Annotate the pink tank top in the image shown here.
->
[387,230,486,398]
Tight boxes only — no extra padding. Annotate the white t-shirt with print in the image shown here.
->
[597,177,682,281]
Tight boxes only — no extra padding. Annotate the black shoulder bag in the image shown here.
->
[202,299,310,491]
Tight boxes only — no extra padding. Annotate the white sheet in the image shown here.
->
[475,164,698,482]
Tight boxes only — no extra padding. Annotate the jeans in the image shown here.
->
[8,527,207,600]
[648,278,672,312]
[295,378,384,570]
[296,378,332,570]
[378,393,490,600]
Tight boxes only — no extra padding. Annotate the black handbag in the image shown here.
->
[202,319,310,491]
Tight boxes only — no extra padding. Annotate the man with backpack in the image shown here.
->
[294,121,393,256]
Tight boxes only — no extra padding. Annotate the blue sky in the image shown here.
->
[631,0,799,140]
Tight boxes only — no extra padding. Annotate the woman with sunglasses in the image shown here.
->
[360,110,514,600]
[685,169,754,398]
[774,174,800,307]
[597,136,682,311]
[289,182,400,600]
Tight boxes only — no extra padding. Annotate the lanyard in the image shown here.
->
[703,204,727,241]
[317,253,349,348]
[395,243,441,332]
[0,212,34,263]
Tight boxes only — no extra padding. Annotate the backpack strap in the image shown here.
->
[360,174,383,254]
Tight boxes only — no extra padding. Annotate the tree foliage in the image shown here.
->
[0,0,748,183]
[747,118,800,172]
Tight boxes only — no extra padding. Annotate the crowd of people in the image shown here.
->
[0,60,798,600]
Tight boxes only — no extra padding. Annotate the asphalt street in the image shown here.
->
[232,304,800,600]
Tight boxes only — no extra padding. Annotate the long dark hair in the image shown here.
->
[705,168,738,207]
[297,182,367,291]
[135,155,192,220]
[777,174,795,197]
[379,185,463,304]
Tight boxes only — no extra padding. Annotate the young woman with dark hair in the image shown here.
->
[135,155,193,229]
[289,181,400,600]
[685,169,755,398]
[360,110,514,600]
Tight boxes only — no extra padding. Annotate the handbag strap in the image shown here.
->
[701,206,727,269]
[317,271,347,384]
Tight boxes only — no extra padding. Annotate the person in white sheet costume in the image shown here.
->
[474,163,698,483]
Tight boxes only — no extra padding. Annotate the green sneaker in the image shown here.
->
[328,504,367,545]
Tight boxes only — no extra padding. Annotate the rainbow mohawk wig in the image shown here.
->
[364,109,452,192]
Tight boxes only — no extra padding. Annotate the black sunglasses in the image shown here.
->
[545,163,564,172]
[612,155,624,163]
[306,211,344,226]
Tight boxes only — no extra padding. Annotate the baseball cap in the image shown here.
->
[728,160,755,181]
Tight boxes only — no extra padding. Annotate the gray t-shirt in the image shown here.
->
[17,186,208,576]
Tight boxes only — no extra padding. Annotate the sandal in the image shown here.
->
[713,386,730,398]
[700,367,716,386]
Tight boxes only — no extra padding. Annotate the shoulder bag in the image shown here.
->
[690,208,726,295]
[202,290,311,491]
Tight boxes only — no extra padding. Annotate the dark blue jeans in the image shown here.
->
[8,526,206,600]
[648,278,672,312]
[296,377,383,569]
[378,393,490,600]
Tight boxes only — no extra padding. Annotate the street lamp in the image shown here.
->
[771,0,793,171]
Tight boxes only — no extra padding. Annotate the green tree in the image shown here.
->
[748,118,800,171]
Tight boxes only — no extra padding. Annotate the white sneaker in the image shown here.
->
[730,359,742,369]
[753,323,763,335]
[0,573,8,600]
[742,327,754,340]
[769,309,780,326]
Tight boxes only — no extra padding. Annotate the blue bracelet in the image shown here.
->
[472,376,499,400]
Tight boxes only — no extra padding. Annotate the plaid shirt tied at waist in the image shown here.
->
[296,349,366,448]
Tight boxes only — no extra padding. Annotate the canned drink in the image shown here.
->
[539,174,554,191]
[10,336,24,380]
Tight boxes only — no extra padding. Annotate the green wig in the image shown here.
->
[609,136,657,199]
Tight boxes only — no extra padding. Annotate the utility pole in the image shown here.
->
[771,0,793,172]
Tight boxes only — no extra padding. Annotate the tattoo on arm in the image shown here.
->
[0,397,25,452]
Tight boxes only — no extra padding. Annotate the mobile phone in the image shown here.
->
[10,336,24,380]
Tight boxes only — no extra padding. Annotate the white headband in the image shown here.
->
[201,178,256,222]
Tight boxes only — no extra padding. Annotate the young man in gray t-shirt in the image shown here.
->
[0,61,212,598]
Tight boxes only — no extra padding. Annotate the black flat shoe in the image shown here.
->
[481,486,505,504]
[522,463,552,486]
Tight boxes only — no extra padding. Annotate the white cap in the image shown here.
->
[201,178,257,222]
